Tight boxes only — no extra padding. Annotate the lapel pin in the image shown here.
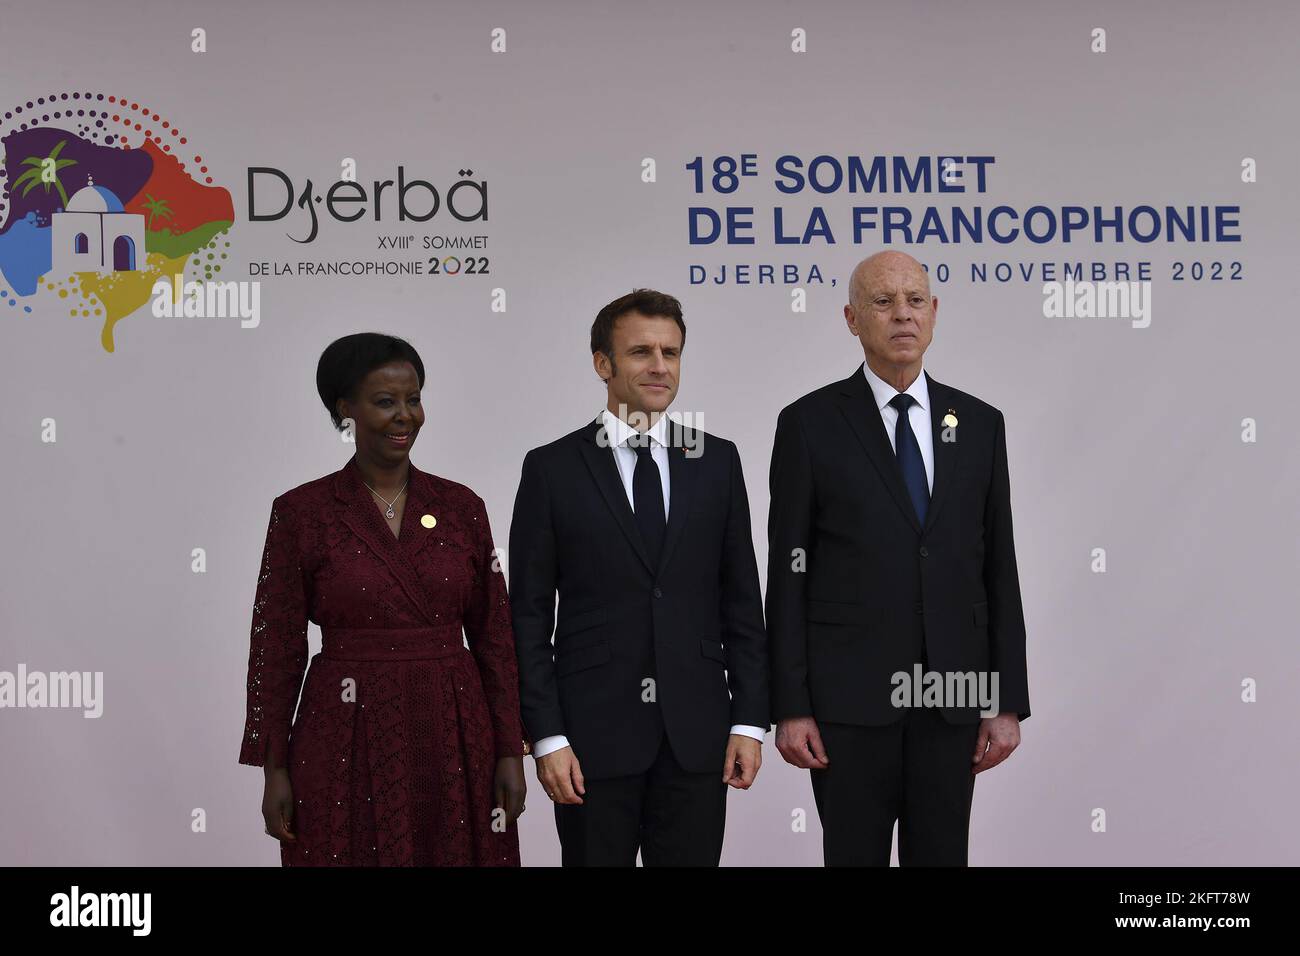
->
[942,409,958,428]
[420,514,437,529]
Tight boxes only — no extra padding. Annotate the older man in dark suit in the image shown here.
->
[767,251,1030,866]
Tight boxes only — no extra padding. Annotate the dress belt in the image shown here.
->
[320,624,468,661]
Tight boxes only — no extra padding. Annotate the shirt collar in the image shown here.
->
[862,362,929,412]
[600,407,672,448]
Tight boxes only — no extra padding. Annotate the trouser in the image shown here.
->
[554,733,727,866]
[810,705,981,866]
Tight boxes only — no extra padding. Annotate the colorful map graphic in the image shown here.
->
[0,91,234,351]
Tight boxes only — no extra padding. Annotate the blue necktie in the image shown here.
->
[888,393,929,526]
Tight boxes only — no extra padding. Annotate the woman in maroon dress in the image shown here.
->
[239,333,528,866]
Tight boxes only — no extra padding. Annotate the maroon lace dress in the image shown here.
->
[238,455,526,866]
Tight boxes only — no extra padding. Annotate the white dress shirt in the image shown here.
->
[532,409,766,759]
[862,363,934,493]
[601,407,672,520]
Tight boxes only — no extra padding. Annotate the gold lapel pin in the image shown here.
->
[420,514,437,529]
[942,409,958,428]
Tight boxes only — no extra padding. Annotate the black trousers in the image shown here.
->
[553,733,727,866]
[810,706,981,866]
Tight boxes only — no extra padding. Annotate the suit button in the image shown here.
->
[919,546,929,558]
[653,587,663,598]
[913,602,923,615]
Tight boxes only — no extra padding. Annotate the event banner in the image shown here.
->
[0,0,1294,927]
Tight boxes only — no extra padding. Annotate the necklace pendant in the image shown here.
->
[385,506,395,519]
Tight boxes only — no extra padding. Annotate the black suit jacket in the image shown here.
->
[509,417,769,779]
[766,365,1030,726]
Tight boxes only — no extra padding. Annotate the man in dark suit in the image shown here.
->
[767,251,1030,866]
[509,289,769,866]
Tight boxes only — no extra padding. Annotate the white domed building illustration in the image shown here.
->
[50,176,146,274]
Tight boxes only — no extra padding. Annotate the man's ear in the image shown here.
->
[843,303,858,336]
[592,350,609,383]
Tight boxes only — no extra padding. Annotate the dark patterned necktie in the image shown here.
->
[630,435,666,565]
[888,393,929,525]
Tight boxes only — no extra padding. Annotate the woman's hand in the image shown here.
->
[261,766,297,842]
[494,756,527,825]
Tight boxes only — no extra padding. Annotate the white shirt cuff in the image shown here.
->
[532,734,571,758]
[729,724,766,742]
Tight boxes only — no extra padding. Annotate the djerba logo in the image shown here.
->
[0,89,235,351]
[0,90,492,352]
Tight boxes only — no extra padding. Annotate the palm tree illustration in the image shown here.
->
[141,193,175,232]
[13,139,77,208]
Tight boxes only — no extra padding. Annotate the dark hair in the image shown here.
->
[316,333,425,431]
[590,289,686,358]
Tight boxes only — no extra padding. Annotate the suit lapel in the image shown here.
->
[577,419,655,574]
[402,465,443,563]
[837,366,923,535]
[334,455,437,624]
[922,372,961,535]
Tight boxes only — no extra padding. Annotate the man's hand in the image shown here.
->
[775,716,829,769]
[536,745,586,804]
[972,712,1020,774]
[722,734,762,789]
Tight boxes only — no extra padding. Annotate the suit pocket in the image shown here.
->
[556,640,610,676]
[807,600,877,627]
[972,601,988,629]
[700,637,726,664]
[555,607,607,638]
